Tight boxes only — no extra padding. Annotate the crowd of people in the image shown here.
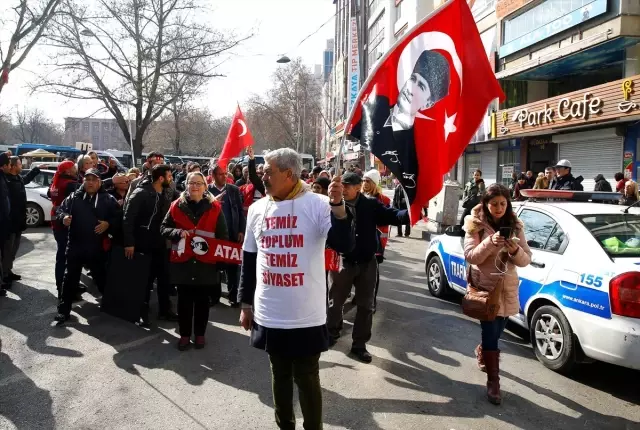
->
[460,159,639,225]
[0,145,418,429]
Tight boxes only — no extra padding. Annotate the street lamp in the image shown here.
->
[80,28,95,37]
[276,55,291,64]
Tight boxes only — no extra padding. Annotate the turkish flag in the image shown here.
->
[218,105,254,172]
[348,0,504,223]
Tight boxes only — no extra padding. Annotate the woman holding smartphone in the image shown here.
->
[463,183,531,405]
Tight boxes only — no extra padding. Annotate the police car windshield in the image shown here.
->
[577,214,640,257]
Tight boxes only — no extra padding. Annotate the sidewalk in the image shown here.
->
[382,188,464,241]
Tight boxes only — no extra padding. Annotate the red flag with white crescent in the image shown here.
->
[348,0,504,223]
[218,105,254,172]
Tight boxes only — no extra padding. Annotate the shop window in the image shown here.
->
[500,80,528,109]
[503,0,591,45]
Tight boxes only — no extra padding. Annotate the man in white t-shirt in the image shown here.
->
[238,148,354,430]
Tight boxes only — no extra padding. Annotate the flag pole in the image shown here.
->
[334,0,459,172]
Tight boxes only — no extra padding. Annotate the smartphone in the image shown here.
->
[499,227,512,238]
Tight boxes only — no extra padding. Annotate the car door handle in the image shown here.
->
[531,261,546,269]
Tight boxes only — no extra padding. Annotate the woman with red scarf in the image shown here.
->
[161,172,229,350]
[47,161,79,296]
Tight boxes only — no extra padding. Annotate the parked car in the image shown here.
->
[21,169,56,189]
[424,189,640,373]
[25,187,52,227]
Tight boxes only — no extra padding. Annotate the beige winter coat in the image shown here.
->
[463,205,532,318]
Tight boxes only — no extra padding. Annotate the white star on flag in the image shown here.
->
[444,111,457,140]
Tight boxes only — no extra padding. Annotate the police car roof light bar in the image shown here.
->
[520,189,622,202]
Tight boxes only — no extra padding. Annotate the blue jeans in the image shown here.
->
[53,229,68,293]
[481,317,508,351]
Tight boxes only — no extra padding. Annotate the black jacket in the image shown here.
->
[208,183,245,241]
[392,184,408,210]
[56,186,121,255]
[344,193,409,264]
[550,174,584,191]
[594,175,613,192]
[6,168,40,232]
[0,171,10,239]
[161,198,229,286]
[123,177,175,253]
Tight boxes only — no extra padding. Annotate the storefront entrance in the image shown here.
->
[527,139,557,175]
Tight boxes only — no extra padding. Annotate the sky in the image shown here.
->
[0,0,336,125]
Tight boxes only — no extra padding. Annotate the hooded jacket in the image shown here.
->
[594,174,613,192]
[463,205,532,318]
[123,176,175,253]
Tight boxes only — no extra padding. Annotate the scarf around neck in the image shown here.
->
[270,180,304,202]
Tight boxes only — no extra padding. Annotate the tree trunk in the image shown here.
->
[173,108,181,155]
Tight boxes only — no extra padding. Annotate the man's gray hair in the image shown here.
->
[264,148,302,179]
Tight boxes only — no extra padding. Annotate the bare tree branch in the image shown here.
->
[0,0,63,96]
[31,0,251,161]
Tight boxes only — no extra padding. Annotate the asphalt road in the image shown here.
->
[0,228,639,430]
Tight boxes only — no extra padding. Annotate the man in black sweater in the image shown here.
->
[327,172,410,363]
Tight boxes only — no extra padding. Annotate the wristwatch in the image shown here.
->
[329,199,344,207]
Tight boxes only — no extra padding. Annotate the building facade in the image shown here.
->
[64,117,134,152]
[324,0,640,193]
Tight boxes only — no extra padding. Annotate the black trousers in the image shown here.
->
[226,264,239,303]
[53,229,68,293]
[396,224,410,236]
[177,285,210,337]
[58,249,107,316]
[269,353,322,430]
[459,206,473,225]
[144,249,171,315]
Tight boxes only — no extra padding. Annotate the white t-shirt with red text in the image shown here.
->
[243,191,331,329]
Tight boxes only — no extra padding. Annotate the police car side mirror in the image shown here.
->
[444,225,465,237]
[527,240,542,249]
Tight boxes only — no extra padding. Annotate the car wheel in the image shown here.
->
[426,256,449,298]
[25,203,44,227]
[530,305,575,373]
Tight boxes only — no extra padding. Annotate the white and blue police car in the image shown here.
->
[424,189,640,373]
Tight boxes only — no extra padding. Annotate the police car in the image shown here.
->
[424,189,640,373]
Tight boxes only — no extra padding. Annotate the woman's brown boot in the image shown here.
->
[483,350,501,405]
[474,344,486,372]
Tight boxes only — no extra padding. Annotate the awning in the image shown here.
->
[497,36,640,80]
[21,148,59,158]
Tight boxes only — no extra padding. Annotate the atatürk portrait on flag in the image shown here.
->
[351,32,458,203]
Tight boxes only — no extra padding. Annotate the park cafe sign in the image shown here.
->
[490,75,640,139]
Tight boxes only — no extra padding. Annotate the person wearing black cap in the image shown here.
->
[0,152,11,294]
[54,169,121,323]
[207,162,245,306]
[327,171,410,363]
[311,177,330,196]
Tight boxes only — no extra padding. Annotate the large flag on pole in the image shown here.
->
[347,0,504,223]
[218,105,254,172]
